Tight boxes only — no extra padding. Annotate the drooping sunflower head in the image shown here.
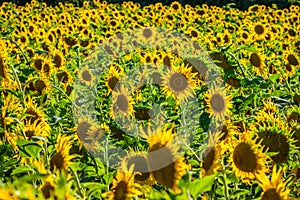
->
[229,129,269,184]
[255,99,279,122]
[50,134,76,173]
[23,120,50,141]
[32,55,45,72]
[140,122,175,151]
[76,116,96,145]
[140,123,189,192]
[287,105,300,125]
[290,121,300,148]
[161,63,197,102]
[125,153,150,181]
[104,64,123,94]
[56,68,73,89]
[0,45,9,81]
[205,87,233,121]
[23,96,46,126]
[102,162,142,200]
[200,133,223,177]
[52,49,65,69]
[249,52,266,77]
[40,175,56,199]
[257,166,291,200]
[254,122,294,164]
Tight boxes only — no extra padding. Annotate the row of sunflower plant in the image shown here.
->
[0,0,300,199]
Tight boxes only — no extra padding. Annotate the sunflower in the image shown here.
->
[215,118,237,146]
[253,117,294,164]
[23,120,50,141]
[52,49,65,69]
[200,133,223,177]
[56,68,73,89]
[105,64,123,94]
[40,173,77,200]
[0,188,20,200]
[141,123,189,193]
[50,134,76,172]
[39,56,53,76]
[32,55,45,72]
[205,87,233,121]
[23,96,47,126]
[137,27,157,45]
[255,99,278,120]
[170,1,182,12]
[18,32,29,48]
[238,30,250,44]
[81,123,105,152]
[102,163,142,200]
[111,86,134,120]
[161,63,197,102]
[33,75,52,95]
[251,22,269,41]
[40,175,56,199]
[140,52,155,64]
[283,50,299,77]
[124,152,152,183]
[290,121,300,148]
[76,116,95,144]
[249,52,267,77]
[78,66,95,87]
[257,166,291,200]
[229,129,269,184]
[0,52,9,84]
[122,152,155,198]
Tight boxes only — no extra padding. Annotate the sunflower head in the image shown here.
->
[78,66,95,87]
[257,166,291,200]
[254,121,294,164]
[161,63,197,102]
[140,123,189,192]
[111,86,134,120]
[105,64,123,94]
[200,133,223,177]
[229,129,268,184]
[103,162,142,200]
[205,87,233,121]
[50,134,75,172]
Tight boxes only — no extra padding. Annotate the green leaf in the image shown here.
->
[11,166,33,175]
[269,73,280,83]
[17,139,42,159]
[238,45,258,53]
[103,172,115,185]
[189,174,216,198]
[230,189,250,198]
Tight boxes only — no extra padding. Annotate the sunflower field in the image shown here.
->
[0,0,300,199]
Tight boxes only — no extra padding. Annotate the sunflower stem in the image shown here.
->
[105,134,110,191]
[50,84,79,113]
[89,151,100,178]
[220,172,229,200]
[226,52,249,79]
[8,63,25,103]
[9,38,29,64]
[278,69,293,94]
[71,167,85,198]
